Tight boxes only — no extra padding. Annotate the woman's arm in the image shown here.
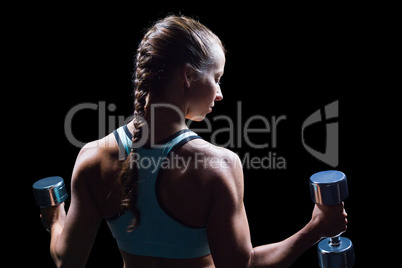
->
[250,204,347,267]
[41,146,103,267]
[206,152,347,268]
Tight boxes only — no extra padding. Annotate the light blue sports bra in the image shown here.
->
[106,125,210,259]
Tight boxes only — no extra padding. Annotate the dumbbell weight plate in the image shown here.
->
[318,237,355,268]
[33,176,68,208]
[309,170,348,205]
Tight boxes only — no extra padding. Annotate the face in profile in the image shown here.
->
[185,45,225,121]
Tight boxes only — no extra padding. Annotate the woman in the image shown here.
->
[41,15,347,267]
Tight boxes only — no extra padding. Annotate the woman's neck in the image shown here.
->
[138,97,188,145]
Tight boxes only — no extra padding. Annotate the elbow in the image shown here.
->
[50,247,63,268]
[55,262,64,268]
[236,249,256,268]
[212,249,255,268]
[50,246,72,268]
[50,248,85,268]
[247,248,260,268]
[55,262,70,268]
[51,256,73,268]
[50,251,76,268]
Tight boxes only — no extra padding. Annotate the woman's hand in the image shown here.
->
[40,203,66,232]
[310,202,348,238]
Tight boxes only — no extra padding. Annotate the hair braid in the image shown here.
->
[118,39,156,231]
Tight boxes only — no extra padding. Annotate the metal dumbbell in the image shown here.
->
[33,176,68,208]
[309,170,355,268]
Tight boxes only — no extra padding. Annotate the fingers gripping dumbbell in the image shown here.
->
[309,170,355,268]
[33,176,68,231]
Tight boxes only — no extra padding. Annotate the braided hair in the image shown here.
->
[118,15,225,231]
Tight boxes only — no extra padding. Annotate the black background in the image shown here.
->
[13,4,392,267]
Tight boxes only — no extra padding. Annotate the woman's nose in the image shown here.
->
[215,88,223,101]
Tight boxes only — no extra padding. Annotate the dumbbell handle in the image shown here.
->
[310,171,355,267]
[310,171,347,246]
[329,235,341,247]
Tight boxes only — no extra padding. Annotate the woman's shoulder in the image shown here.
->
[73,133,121,180]
[183,138,239,162]
[176,138,245,208]
[179,138,243,181]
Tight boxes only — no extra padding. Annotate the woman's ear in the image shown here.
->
[183,64,195,88]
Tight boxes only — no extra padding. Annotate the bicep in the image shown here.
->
[206,155,254,268]
[57,150,103,266]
